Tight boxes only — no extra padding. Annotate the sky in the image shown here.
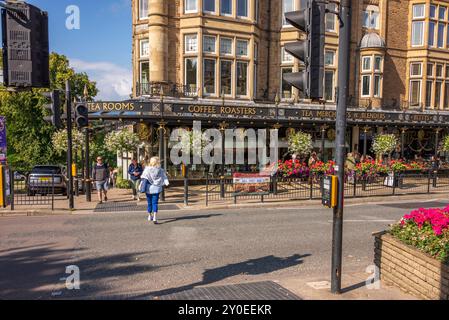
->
[2,0,133,100]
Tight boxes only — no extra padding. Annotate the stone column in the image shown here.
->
[148,0,168,83]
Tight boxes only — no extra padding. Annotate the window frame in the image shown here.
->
[237,0,249,18]
[184,34,198,53]
[203,35,217,54]
[236,39,249,57]
[220,59,233,96]
[220,0,233,16]
[203,0,216,14]
[139,0,149,20]
[220,37,233,56]
[236,61,249,97]
[139,39,149,58]
[184,57,198,89]
[184,0,198,14]
[203,58,217,96]
[282,0,295,27]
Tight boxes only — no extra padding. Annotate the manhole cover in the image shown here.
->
[151,281,301,300]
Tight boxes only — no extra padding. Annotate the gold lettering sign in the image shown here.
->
[220,107,257,115]
[188,105,217,114]
[88,102,135,112]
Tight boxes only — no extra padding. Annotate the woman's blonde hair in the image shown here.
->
[148,156,161,168]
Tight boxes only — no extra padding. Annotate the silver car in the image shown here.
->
[27,165,67,196]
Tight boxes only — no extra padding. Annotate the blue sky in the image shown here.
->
[3,0,133,100]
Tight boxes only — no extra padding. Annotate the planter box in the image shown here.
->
[374,232,449,300]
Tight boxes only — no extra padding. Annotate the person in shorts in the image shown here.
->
[92,156,110,204]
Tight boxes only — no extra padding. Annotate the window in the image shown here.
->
[184,34,198,53]
[283,0,295,26]
[254,43,258,61]
[362,6,380,29]
[140,39,149,58]
[445,81,449,108]
[221,0,232,15]
[236,61,248,96]
[410,80,422,107]
[185,58,198,88]
[437,64,444,77]
[220,60,232,95]
[203,0,215,13]
[411,21,425,46]
[435,81,442,108]
[373,75,381,97]
[203,59,216,95]
[220,38,233,55]
[254,64,258,98]
[361,75,371,97]
[282,47,294,64]
[140,61,149,84]
[374,56,382,71]
[439,6,446,20]
[325,51,335,66]
[139,0,149,20]
[324,70,335,101]
[362,56,372,71]
[281,67,293,99]
[428,63,434,77]
[430,5,437,19]
[438,23,445,48]
[426,80,433,108]
[185,0,198,13]
[325,3,336,32]
[236,40,248,56]
[412,4,425,19]
[410,63,422,76]
[203,35,216,53]
[429,22,435,47]
[237,0,248,17]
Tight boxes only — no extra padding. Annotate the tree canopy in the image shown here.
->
[0,52,99,170]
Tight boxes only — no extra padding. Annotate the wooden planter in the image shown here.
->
[374,232,449,300]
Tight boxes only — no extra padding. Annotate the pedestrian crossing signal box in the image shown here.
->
[322,175,337,208]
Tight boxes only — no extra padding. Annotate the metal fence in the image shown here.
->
[10,170,56,210]
[204,171,449,206]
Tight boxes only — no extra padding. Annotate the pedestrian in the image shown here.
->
[92,156,110,204]
[308,152,319,167]
[128,158,143,201]
[345,152,356,172]
[141,156,169,224]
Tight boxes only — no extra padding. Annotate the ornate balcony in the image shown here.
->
[136,82,199,98]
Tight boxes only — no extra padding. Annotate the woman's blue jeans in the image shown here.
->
[146,193,160,213]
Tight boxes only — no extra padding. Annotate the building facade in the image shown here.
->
[100,0,449,177]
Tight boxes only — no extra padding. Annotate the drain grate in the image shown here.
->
[153,281,301,300]
[94,202,179,213]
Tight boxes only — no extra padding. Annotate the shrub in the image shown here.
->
[390,207,449,263]
[288,131,313,158]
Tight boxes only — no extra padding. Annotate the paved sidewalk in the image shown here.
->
[1,185,448,217]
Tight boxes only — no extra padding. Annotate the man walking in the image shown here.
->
[92,156,109,204]
[128,158,143,201]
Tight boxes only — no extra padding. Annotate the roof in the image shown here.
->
[360,32,386,49]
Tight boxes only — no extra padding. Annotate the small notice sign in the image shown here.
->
[233,173,270,196]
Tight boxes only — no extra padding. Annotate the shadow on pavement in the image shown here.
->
[0,244,172,299]
[140,253,311,299]
[157,214,223,225]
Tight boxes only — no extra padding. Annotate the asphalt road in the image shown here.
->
[1,198,448,299]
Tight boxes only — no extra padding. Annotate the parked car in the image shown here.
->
[27,165,67,196]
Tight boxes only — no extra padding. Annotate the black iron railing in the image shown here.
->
[136,82,199,98]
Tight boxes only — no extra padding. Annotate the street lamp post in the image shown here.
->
[363,126,369,158]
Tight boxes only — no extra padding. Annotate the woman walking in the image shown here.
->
[141,157,169,224]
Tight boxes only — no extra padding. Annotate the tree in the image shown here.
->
[372,134,398,161]
[105,128,140,174]
[0,52,98,170]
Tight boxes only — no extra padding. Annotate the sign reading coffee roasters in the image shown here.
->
[176,105,259,116]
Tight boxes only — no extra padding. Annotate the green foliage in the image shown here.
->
[288,131,313,157]
[115,168,131,189]
[105,129,140,154]
[372,134,398,156]
[442,135,449,153]
[0,52,98,170]
[52,129,85,155]
[90,128,117,168]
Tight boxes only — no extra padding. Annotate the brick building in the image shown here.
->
[93,0,449,177]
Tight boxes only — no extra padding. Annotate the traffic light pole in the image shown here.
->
[66,80,74,210]
[331,0,351,294]
[85,127,92,202]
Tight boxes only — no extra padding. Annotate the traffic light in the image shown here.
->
[1,1,49,88]
[74,103,89,128]
[283,0,326,99]
[43,90,62,128]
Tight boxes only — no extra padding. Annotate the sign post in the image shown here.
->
[0,116,7,165]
